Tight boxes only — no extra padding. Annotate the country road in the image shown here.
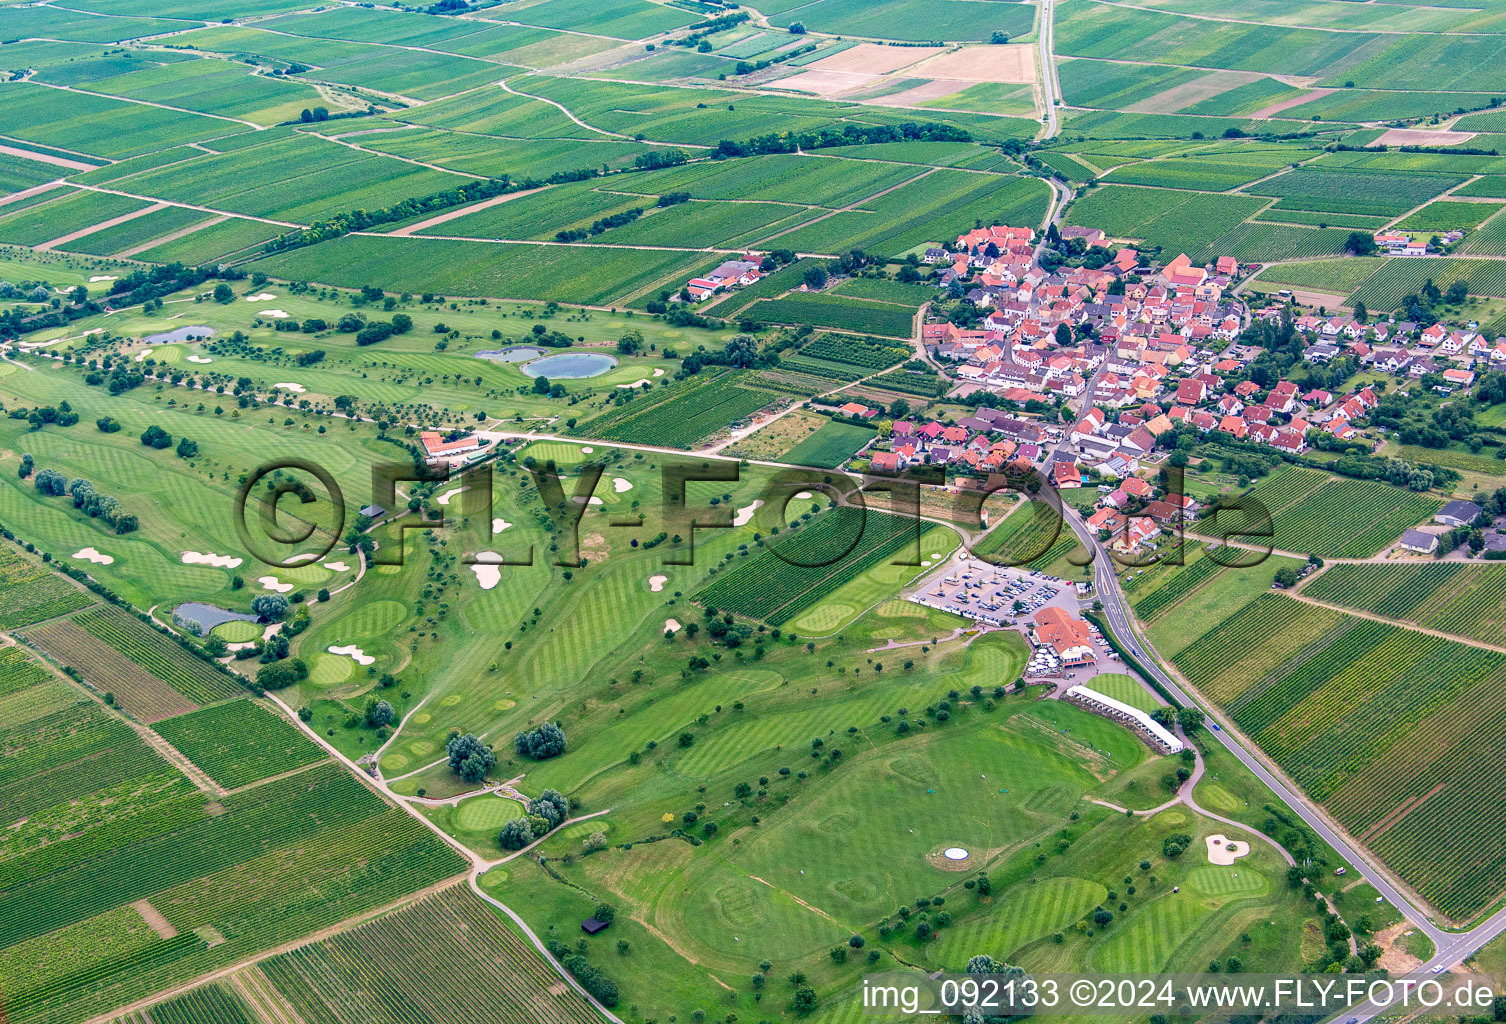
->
[1055,508,1506,1005]
[1038,0,1059,139]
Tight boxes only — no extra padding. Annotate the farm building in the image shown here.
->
[1065,685,1183,754]
[1397,529,1439,555]
[1435,501,1482,528]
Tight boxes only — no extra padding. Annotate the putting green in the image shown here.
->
[211,619,261,643]
[560,819,610,840]
[309,653,354,685]
[1188,865,1265,897]
[479,867,509,888]
[1197,783,1242,813]
[382,753,410,773]
[456,795,524,832]
[788,600,858,634]
[148,345,183,364]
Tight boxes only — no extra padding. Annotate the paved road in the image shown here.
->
[1038,0,1059,139]
[1052,505,1506,997]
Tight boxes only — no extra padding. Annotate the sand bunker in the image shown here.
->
[258,575,294,594]
[653,368,664,377]
[88,275,116,283]
[182,551,242,568]
[436,485,469,506]
[613,477,632,492]
[1205,834,1250,865]
[134,348,154,362]
[665,618,681,632]
[259,309,291,318]
[73,547,113,565]
[186,354,212,363]
[617,379,650,388]
[927,845,975,870]
[733,499,763,527]
[648,574,668,592]
[273,382,306,393]
[244,292,277,302]
[571,495,604,505]
[492,518,512,533]
[580,446,594,453]
[323,560,350,572]
[328,643,375,666]
[471,563,501,589]
[794,491,813,500]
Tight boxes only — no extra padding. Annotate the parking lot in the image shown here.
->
[907,558,1120,680]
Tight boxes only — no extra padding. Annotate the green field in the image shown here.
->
[781,419,877,469]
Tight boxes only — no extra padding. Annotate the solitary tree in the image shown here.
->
[251,594,289,623]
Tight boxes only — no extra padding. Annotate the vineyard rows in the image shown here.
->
[585,369,780,448]
[262,887,600,1024]
[152,699,325,790]
[798,332,911,370]
[1176,593,1506,920]
[0,700,167,824]
[74,608,244,706]
[1131,555,1220,621]
[0,547,92,628]
[1303,563,1506,645]
[697,506,916,624]
[26,618,197,724]
[0,765,383,949]
[1267,478,1441,557]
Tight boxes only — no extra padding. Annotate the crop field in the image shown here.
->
[1456,210,1506,256]
[1174,593,1506,918]
[262,886,600,1024]
[0,190,149,248]
[1254,209,1388,229]
[1394,200,1504,232]
[773,171,1050,257]
[73,607,244,705]
[588,199,807,249]
[111,135,464,225]
[973,501,1082,570]
[0,83,252,160]
[1065,184,1268,255]
[58,206,214,259]
[0,545,94,628]
[767,0,1035,42]
[56,58,325,127]
[697,506,918,624]
[1131,553,1222,621]
[250,234,714,305]
[1059,59,1205,111]
[620,154,924,209]
[26,617,197,723]
[1302,563,1506,645]
[1101,152,1292,192]
[122,983,257,1024]
[829,277,936,308]
[1250,257,1387,294]
[781,420,876,469]
[1244,168,1464,217]
[749,294,915,338]
[0,760,463,1023]
[1349,257,1506,310]
[580,370,782,447]
[134,218,285,264]
[152,699,326,790]
[1455,175,1506,199]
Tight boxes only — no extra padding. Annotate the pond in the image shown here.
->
[520,352,617,379]
[144,326,215,345]
[474,345,547,364]
[172,602,256,637]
